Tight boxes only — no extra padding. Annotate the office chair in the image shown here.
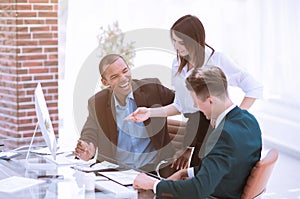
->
[167,118,187,151]
[241,148,279,199]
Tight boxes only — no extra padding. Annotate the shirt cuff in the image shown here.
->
[153,179,160,194]
[187,167,195,178]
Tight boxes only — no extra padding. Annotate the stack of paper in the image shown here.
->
[71,160,119,172]
[43,152,94,166]
[98,169,140,186]
[95,180,137,199]
[0,176,44,193]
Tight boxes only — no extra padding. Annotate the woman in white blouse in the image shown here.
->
[126,14,263,169]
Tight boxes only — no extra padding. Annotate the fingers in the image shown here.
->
[75,140,87,152]
[74,140,89,160]
[133,173,144,189]
[124,108,147,122]
[171,155,189,170]
[124,113,136,121]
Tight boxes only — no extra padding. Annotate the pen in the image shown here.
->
[90,162,97,168]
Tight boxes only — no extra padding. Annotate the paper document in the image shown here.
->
[72,160,119,172]
[31,146,73,155]
[0,176,44,193]
[95,180,137,198]
[43,152,94,166]
[0,151,21,160]
[98,169,140,185]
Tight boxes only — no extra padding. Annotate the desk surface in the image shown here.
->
[0,150,154,199]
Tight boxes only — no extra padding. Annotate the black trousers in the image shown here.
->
[184,111,212,167]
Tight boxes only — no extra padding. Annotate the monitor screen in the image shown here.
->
[34,83,57,160]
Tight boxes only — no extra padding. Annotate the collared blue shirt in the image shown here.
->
[114,92,157,169]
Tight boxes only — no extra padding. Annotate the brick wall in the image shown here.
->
[0,0,58,149]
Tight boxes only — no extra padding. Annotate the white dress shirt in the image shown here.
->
[171,48,263,114]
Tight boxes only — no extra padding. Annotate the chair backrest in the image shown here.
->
[167,118,186,151]
[241,148,279,199]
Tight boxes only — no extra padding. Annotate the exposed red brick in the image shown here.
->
[16,40,38,46]
[24,19,45,25]
[44,60,58,66]
[17,11,37,18]
[16,4,32,10]
[38,11,57,18]
[50,67,58,73]
[45,19,57,24]
[44,47,57,52]
[29,67,49,73]
[18,54,47,61]
[34,75,53,80]
[28,0,49,3]
[16,0,28,3]
[1,0,58,148]
[23,61,43,67]
[33,5,53,10]
[32,32,54,39]
[18,104,35,110]
[48,54,57,59]
[17,33,31,39]
[30,26,50,32]
[50,26,57,31]
[39,39,57,45]
[17,76,32,81]
[21,47,43,54]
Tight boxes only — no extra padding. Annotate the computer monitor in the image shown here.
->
[34,83,57,160]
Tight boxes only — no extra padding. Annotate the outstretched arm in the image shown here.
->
[125,104,180,122]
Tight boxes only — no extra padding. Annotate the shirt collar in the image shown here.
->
[114,92,134,108]
[215,104,236,128]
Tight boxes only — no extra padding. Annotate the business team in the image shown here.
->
[74,14,263,199]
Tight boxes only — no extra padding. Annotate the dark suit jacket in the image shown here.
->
[81,78,175,173]
[157,106,262,199]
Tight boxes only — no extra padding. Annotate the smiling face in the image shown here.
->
[171,31,189,57]
[101,57,132,102]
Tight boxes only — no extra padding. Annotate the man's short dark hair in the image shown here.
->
[185,66,228,101]
[99,54,127,78]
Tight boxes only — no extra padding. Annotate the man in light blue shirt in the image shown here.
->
[115,92,157,168]
[75,54,177,177]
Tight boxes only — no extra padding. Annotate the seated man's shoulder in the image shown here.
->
[88,88,111,104]
[133,78,161,85]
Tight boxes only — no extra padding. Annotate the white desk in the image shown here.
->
[0,150,154,199]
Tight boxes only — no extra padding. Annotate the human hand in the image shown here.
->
[171,148,192,170]
[73,140,95,161]
[167,169,188,181]
[133,173,157,190]
[124,107,150,122]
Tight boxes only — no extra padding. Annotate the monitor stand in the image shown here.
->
[25,122,39,161]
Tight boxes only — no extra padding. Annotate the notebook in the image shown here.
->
[0,176,44,193]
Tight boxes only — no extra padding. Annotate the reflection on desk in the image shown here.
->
[0,151,154,199]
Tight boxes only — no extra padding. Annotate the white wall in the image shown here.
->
[59,0,300,153]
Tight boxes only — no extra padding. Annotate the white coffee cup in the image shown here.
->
[82,172,95,191]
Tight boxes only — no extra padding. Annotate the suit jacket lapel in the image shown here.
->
[105,92,119,146]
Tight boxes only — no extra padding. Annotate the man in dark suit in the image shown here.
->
[74,54,176,177]
[133,66,262,199]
